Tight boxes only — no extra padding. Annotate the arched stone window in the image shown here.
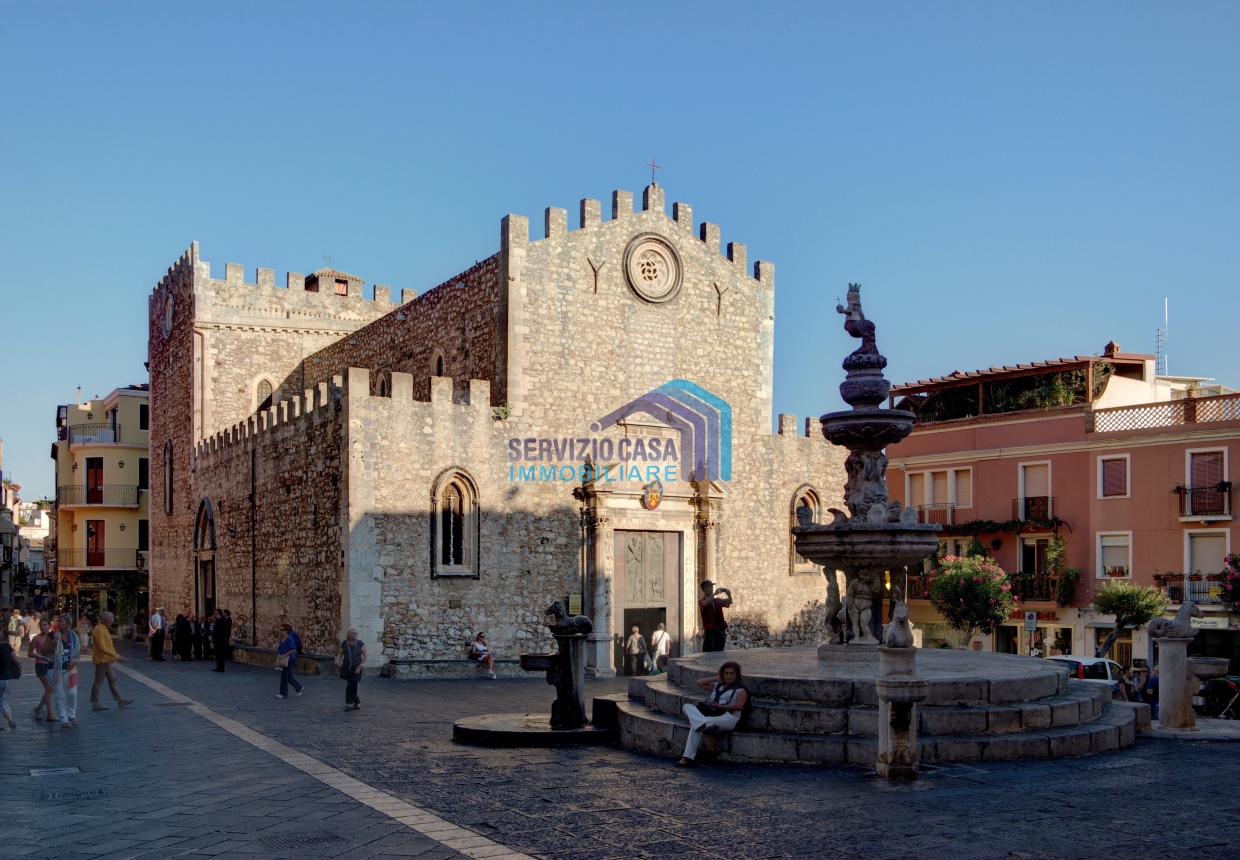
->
[432,349,446,378]
[431,468,479,578]
[374,372,391,398]
[256,379,274,412]
[790,486,821,575]
[163,440,174,514]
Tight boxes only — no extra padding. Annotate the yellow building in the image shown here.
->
[50,385,150,624]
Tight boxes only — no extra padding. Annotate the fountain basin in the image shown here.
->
[820,408,917,449]
[793,522,942,571]
[1188,657,1230,680]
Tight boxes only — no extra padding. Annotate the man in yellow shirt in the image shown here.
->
[90,612,133,711]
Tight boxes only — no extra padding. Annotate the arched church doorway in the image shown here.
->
[194,499,217,617]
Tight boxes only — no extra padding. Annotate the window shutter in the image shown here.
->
[1101,459,1127,496]
[1188,533,1227,574]
[1023,464,1049,497]
[931,472,949,505]
[955,469,972,507]
[1191,452,1224,488]
[1100,534,1130,572]
[909,474,925,508]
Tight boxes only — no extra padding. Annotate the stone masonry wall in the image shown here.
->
[191,382,347,652]
[296,256,502,405]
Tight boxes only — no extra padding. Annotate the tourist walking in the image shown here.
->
[650,622,672,674]
[1145,666,1160,720]
[7,608,24,652]
[698,580,732,652]
[29,617,55,721]
[625,626,649,677]
[468,632,497,679]
[337,628,367,711]
[676,660,749,767]
[0,638,19,730]
[89,612,133,711]
[50,614,81,728]
[211,609,232,672]
[133,609,147,644]
[77,612,93,652]
[148,607,166,660]
[275,624,304,699]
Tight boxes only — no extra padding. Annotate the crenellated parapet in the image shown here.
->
[521,183,773,285]
[192,369,494,468]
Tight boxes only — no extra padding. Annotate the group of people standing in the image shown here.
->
[147,607,233,672]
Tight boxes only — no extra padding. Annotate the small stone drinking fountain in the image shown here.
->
[1150,600,1231,730]
[792,284,942,778]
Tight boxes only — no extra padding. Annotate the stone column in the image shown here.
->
[551,633,589,729]
[1154,637,1194,729]
[875,646,928,781]
[586,514,615,678]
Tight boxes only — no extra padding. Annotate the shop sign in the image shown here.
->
[1191,617,1229,630]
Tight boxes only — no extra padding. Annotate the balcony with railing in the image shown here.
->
[916,503,955,525]
[1013,496,1055,520]
[66,424,122,446]
[1178,485,1232,519]
[56,548,143,570]
[1158,577,1225,606]
[907,572,1074,606]
[57,485,139,507]
[1089,391,1240,433]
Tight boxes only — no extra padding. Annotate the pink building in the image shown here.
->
[886,342,1238,669]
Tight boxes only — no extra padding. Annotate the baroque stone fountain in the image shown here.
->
[793,283,942,657]
[613,283,1143,776]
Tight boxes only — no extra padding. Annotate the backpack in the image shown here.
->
[7,616,20,635]
[292,630,303,655]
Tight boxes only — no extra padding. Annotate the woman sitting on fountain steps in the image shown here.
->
[676,661,749,767]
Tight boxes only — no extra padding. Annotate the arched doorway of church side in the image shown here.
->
[194,499,217,618]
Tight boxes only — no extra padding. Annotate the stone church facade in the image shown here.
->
[148,183,845,675]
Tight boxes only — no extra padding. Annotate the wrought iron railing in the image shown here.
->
[1178,486,1232,517]
[1090,392,1240,433]
[57,485,140,507]
[906,577,931,600]
[56,548,141,569]
[67,424,121,446]
[1013,496,1054,519]
[917,503,954,525]
[1160,579,1224,605]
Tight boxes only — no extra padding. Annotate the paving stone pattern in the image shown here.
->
[5,641,1240,860]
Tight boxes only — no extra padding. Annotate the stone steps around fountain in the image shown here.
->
[667,656,1070,707]
[638,676,1107,737]
[615,698,1137,765]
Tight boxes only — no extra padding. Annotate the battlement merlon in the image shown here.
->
[343,367,490,412]
[512,185,761,279]
[193,377,342,465]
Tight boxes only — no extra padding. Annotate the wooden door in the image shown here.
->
[614,531,681,672]
[86,457,103,504]
[86,520,105,566]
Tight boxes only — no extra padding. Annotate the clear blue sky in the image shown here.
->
[2,2,1237,500]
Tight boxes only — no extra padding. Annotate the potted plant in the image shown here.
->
[1172,484,1188,495]
[1188,571,1204,582]
[1217,480,1233,493]
[1105,566,1128,578]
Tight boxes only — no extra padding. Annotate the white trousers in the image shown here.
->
[681,704,740,761]
[53,676,78,723]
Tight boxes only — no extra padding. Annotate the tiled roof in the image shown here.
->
[892,353,1148,394]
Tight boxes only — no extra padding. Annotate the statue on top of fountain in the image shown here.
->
[836,283,879,356]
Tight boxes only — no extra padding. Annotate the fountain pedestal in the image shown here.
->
[1154,637,1195,729]
[875,646,928,781]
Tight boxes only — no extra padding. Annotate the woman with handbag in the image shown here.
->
[29,617,56,722]
[275,624,304,699]
[676,660,748,767]
[336,628,367,711]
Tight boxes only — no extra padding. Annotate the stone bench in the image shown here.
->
[229,645,336,675]
[378,658,526,680]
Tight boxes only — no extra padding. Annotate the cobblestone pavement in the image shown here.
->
[4,640,1240,860]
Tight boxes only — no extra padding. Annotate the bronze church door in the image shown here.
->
[614,531,681,676]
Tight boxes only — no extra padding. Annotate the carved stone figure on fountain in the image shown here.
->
[544,601,593,730]
[847,572,880,646]
[883,589,914,649]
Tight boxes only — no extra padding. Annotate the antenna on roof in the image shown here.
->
[323,255,334,268]
[1155,298,1169,376]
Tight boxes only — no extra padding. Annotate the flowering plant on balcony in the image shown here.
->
[928,555,1016,635]
[1218,554,1240,612]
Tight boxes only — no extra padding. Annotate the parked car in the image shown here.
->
[1045,656,1125,697]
